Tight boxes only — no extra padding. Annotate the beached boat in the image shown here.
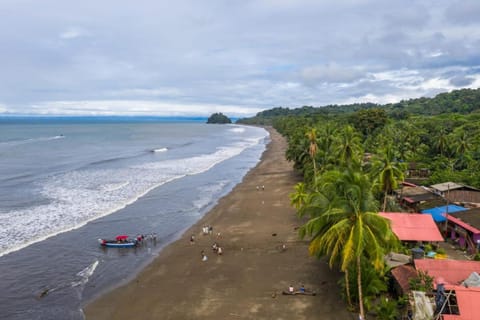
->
[98,235,139,248]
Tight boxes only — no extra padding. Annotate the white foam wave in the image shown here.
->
[99,181,130,192]
[152,147,168,153]
[0,135,64,147]
[192,180,228,212]
[72,260,99,287]
[0,128,269,257]
[229,127,245,133]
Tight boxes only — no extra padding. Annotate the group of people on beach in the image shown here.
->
[200,243,223,261]
[202,225,213,235]
[256,185,265,191]
[191,225,224,262]
[136,233,157,244]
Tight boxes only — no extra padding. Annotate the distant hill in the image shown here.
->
[236,88,480,125]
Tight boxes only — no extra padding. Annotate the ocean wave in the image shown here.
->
[151,147,168,153]
[192,180,229,212]
[0,135,64,148]
[228,127,245,133]
[37,260,99,298]
[71,260,99,288]
[99,181,130,192]
[0,128,269,257]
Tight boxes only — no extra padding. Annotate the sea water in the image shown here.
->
[0,117,268,319]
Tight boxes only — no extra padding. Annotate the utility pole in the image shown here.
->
[444,183,450,238]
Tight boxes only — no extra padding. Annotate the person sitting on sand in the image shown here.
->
[217,246,223,255]
[190,235,195,244]
[299,285,305,293]
[212,242,218,252]
[288,285,294,293]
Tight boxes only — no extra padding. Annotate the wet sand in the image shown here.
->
[84,127,353,320]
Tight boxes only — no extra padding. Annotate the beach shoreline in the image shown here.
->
[84,127,353,320]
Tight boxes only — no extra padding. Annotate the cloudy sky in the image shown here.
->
[1,0,480,117]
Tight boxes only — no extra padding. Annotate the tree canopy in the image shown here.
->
[206,112,232,124]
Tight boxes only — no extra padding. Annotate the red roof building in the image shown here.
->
[379,212,444,242]
[414,260,480,288]
[414,259,480,320]
[442,286,480,320]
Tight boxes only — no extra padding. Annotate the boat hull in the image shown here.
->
[99,238,138,248]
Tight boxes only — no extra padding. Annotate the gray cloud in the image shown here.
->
[445,0,480,25]
[0,0,479,116]
[449,75,475,87]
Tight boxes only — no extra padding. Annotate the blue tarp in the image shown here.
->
[421,205,467,222]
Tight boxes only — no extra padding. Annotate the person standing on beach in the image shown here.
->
[201,250,208,261]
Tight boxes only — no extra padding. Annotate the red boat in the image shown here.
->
[98,235,139,248]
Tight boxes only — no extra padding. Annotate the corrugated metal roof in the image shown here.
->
[447,215,480,234]
[439,286,480,320]
[431,182,464,192]
[379,212,444,242]
[421,205,467,222]
[414,260,480,288]
[414,260,480,319]
[391,264,417,293]
[453,209,480,231]
[399,186,433,196]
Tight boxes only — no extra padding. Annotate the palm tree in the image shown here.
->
[316,123,337,173]
[300,169,399,319]
[434,128,449,157]
[452,130,472,170]
[306,128,319,187]
[334,125,362,169]
[290,182,308,211]
[369,144,406,211]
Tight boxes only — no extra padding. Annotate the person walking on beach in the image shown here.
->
[201,250,208,261]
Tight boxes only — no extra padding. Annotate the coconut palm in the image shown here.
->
[434,128,449,157]
[316,123,338,173]
[290,182,308,211]
[306,128,319,187]
[369,143,406,211]
[334,125,363,169]
[300,168,399,319]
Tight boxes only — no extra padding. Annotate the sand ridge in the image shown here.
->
[85,127,353,320]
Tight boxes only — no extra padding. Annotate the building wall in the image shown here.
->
[446,190,480,203]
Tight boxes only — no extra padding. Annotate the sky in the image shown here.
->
[1,0,480,117]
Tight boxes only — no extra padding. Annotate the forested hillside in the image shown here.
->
[266,87,480,317]
[237,87,480,189]
[237,88,480,125]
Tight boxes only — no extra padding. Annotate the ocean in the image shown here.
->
[0,117,268,319]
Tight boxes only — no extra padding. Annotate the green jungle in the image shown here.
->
[237,88,480,319]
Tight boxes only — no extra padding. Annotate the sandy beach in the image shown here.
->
[84,127,353,320]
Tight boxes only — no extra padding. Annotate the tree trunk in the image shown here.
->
[357,255,365,319]
[312,156,318,191]
[382,193,388,212]
[345,270,352,307]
